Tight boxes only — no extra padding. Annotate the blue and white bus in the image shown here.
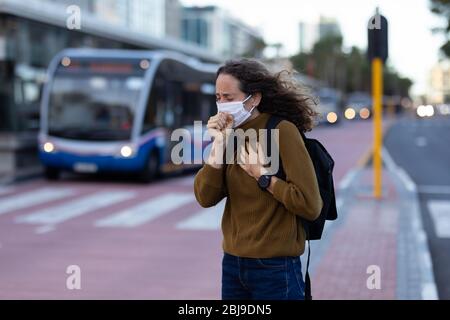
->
[38,49,218,181]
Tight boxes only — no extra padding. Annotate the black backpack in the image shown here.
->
[265,115,338,300]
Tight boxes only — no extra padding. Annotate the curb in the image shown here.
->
[383,146,438,300]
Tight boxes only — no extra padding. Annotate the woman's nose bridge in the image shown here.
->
[216,94,225,103]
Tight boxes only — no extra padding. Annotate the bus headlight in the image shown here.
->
[43,142,55,153]
[120,145,134,158]
[326,112,338,124]
[344,107,356,120]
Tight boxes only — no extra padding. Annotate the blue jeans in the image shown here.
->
[221,253,305,300]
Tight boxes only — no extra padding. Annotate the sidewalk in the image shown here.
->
[306,148,438,300]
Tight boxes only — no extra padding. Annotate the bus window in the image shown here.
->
[142,71,167,132]
[141,59,215,133]
[48,59,145,141]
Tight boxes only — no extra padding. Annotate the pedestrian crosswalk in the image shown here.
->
[95,193,195,228]
[176,200,225,230]
[427,200,450,238]
[2,180,450,240]
[16,191,135,225]
[0,188,74,216]
[0,182,223,233]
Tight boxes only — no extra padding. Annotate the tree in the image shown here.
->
[290,37,413,97]
[242,37,267,59]
[430,0,450,57]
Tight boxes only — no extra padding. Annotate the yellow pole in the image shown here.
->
[372,58,383,198]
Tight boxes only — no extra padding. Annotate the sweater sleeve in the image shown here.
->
[271,121,323,221]
[194,164,227,208]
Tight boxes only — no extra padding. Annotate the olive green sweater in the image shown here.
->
[194,112,322,258]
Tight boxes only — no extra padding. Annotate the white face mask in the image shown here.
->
[216,95,256,128]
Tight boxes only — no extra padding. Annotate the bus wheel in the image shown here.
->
[140,152,160,183]
[44,167,60,180]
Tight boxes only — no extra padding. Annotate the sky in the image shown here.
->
[181,0,447,96]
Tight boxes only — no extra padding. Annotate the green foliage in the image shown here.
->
[290,35,413,97]
[430,0,450,56]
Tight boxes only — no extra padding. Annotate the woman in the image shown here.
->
[194,58,323,300]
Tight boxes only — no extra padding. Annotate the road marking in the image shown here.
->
[0,188,74,216]
[382,147,416,192]
[418,185,450,195]
[338,170,358,190]
[16,191,135,225]
[95,193,195,227]
[176,199,225,230]
[35,225,56,235]
[415,136,427,147]
[427,200,450,238]
[423,283,439,300]
[383,146,438,300]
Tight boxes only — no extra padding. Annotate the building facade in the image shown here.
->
[181,6,263,58]
[298,16,341,53]
[428,60,450,104]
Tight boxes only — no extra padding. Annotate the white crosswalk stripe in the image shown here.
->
[15,191,135,225]
[95,193,195,228]
[428,200,450,238]
[0,188,73,216]
[176,200,225,230]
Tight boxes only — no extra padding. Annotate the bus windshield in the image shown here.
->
[48,59,147,141]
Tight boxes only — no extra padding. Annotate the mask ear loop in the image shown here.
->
[243,94,257,114]
[248,105,257,113]
[243,94,253,103]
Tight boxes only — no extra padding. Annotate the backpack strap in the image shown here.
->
[304,232,312,300]
[265,115,286,179]
[266,114,313,300]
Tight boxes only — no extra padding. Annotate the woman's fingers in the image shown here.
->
[207,119,223,130]
[224,113,234,128]
[208,113,231,131]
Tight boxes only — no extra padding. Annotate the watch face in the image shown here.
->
[259,175,271,189]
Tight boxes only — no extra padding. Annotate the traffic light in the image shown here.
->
[368,11,388,63]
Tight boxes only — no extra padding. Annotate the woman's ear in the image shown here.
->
[251,92,262,108]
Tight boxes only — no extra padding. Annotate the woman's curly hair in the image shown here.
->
[216,58,318,132]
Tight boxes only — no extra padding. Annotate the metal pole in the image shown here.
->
[372,57,383,198]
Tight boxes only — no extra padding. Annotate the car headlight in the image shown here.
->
[326,112,338,123]
[359,107,370,119]
[416,105,426,117]
[417,105,434,117]
[344,107,356,120]
[425,105,434,117]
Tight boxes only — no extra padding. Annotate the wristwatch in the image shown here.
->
[257,174,273,190]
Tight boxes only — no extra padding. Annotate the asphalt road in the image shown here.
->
[385,115,450,299]
[0,119,375,299]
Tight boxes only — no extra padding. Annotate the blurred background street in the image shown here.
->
[0,0,449,300]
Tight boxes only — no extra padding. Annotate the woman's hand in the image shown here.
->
[206,112,233,168]
[207,112,233,141]
[238,142,269,180]
[238,142,278,194]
